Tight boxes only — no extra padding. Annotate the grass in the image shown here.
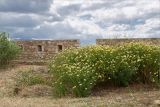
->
[0,65,160,107]
[0,90,159,107]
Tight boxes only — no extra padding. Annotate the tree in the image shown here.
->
[0,32,21,67]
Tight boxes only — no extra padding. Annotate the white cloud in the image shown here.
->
[122,6,138,19]
[0,0,159,44]
[66,17,103,36]
[134,18,160,37]
[107,24,131,31]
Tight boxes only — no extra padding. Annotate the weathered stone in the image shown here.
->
[15,39,80,64]
[96,38,160,46]
[154,100,160,106]
[15,38,160,64]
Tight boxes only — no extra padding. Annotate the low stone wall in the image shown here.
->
[96,38,160,46]
[15,40,80,64]
[14,38,160,64]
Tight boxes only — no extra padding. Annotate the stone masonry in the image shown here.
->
[15,38,160,64]
[16,40,80,64]
[96,38,160,46]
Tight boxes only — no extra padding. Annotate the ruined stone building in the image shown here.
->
[16,40,80,63]
[15,38,160,64]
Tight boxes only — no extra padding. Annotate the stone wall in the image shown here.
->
[16,40,80,64]
[96,38,160,46]
[15,38,160,64]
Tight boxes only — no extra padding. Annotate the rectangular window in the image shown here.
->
[38,45,42,52]
[58,45,62,52]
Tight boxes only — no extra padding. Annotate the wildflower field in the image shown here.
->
[49,43,160,97]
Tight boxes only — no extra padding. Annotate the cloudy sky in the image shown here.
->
[0,0,160,44]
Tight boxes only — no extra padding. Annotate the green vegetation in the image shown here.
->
[13,42,160,98]
[49,43,160,97]
[16,69,51,88]
[0,32,21,67]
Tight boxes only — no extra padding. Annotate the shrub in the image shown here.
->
[0,33,21,67]
[49,46,110,97]
[115,43,160,84]
[49,43,160,97]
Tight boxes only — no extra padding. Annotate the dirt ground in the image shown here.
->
[0,65,160,107]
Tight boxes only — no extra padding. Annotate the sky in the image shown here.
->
[0,0,160,44]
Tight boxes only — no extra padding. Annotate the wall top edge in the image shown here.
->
[96,38,160,40]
